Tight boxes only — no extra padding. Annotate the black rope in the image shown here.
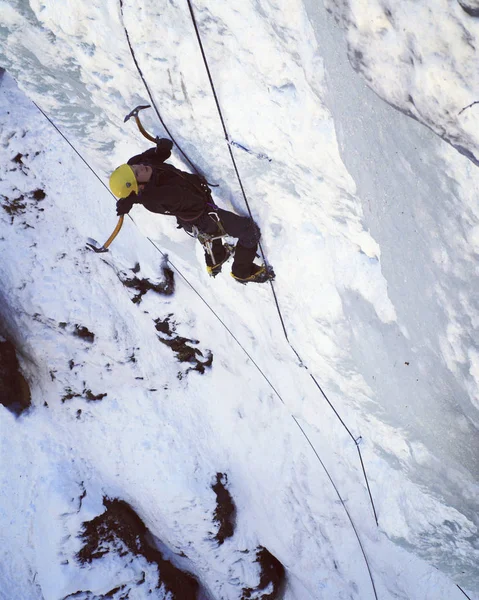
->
[32,102,109,190]
[184,0,379,527]
[456,585,473,600]
[293,416,379,600]
[118,0,199,175]
[458,100,479,116]
[310,373,378,525]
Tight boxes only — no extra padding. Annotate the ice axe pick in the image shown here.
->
[124,104,157,143]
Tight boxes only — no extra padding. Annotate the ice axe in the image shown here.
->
[124,104,157,142]
[87,106,155,253]
[86,215,125,253]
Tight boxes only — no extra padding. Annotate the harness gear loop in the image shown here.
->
[190,212,228,265]
[207,211,226,237]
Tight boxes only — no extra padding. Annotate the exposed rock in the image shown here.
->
[241,547,285,600]
[211,473,235,544]
[61,387,107,404]
[77,498,201,600]
[155,316,213,376]
[0,338,31,415]
[73,325,95,343]
[120,264,175,303]
[458,0,479,17]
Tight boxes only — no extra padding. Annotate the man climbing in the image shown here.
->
[109,138,274,284]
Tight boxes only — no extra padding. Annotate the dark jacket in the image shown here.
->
[127,140,209,222]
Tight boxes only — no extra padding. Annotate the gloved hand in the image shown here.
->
[116,196,134,216]
[155,137,173,153]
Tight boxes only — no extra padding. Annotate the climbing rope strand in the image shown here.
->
[292,416,379,600]
[356,442,379,526]
[143,237,286,403]
[184,0,275,267]
[456,585,473,600]
[183,0,381,594]
[118,0,199,175]
[32,102,108,189]
[311,372,379,525]
[184,0,379,526]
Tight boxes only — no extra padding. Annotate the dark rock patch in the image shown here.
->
[31,188,46,201]
[61,387,107,404]
[0,339,31,415]
[211,473,235,544]
[120,264,175,303]
[241,547,286,600]
[61,387,82,403]
[77,498,201,600]
[1,193,27,222]
[458,0,479,17]
[73,325,95,343]
[84,389,107,402]
[1,152,45,221]
[154,317,213,376]
[154,314,174,335]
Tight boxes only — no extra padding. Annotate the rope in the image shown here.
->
[310,373,378,525]
[457,585,473,600]
[118,0,199,175]
[458,100,479,116]
[293,415,378,600]
[184,0,379,527]
[32,102,108,188]
[32,92,378,599]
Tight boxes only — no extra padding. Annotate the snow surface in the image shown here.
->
[0,0,478,598]
[325,0,479,164]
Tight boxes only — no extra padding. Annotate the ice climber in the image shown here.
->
[109,138,274,283]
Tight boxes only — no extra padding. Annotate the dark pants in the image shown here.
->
[180,208,260,278]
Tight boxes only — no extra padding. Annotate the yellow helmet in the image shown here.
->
[109,164,138,197]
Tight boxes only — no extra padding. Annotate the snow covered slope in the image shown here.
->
[0,0,478,598]
[325,0,479,164]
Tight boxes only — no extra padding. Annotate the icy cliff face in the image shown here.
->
[326,0,479,164]
[1,0,479,598]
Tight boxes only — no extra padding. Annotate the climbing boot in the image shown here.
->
[231,264,275,284]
